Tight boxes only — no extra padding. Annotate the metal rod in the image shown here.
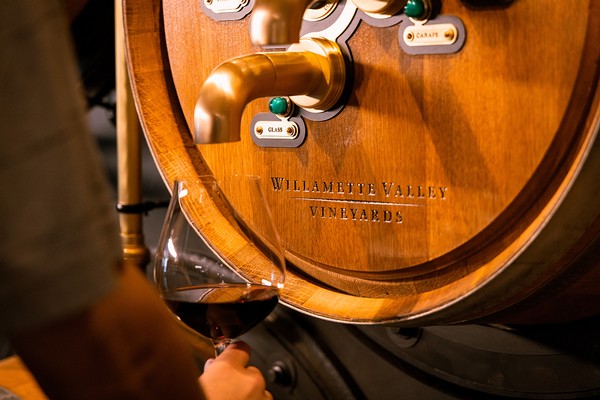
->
[115,0,149,267]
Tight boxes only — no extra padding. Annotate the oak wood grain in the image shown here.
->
[124,0,600,324]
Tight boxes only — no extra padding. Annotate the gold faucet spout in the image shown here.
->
[352,0,406,15]
[194,37,345,144]
[249,0,315,46]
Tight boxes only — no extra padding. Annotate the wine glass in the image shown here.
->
[153,175,285,356]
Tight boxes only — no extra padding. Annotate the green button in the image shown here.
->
[269,97,289,115]
[404,0,425,19]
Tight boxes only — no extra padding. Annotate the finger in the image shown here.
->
[216,341,251,367]
[264,390,273,400]
[203,358,214,370]
[245,365,263,377]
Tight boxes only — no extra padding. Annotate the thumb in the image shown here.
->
[204,358,215,370]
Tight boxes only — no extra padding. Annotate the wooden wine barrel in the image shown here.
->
[122,0,600,324]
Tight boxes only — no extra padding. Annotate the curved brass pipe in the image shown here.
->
[249,0,314,46]
[194,37,345,144]
[352,0,406,15]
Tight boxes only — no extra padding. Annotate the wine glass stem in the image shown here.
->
[212,338,233,357]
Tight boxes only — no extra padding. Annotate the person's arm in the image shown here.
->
[11,261,205,400]
[12,262,272,400]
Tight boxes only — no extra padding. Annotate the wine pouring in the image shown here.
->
[153,176,286,356]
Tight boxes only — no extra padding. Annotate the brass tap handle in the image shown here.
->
[352,0,406,15]
[249,0,314,46]
[194,37,345,144]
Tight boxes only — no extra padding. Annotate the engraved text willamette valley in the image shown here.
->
[270,177,448,224]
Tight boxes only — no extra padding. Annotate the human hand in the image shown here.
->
[199,341,273,400]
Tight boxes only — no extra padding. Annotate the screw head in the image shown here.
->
[267,361,294,387]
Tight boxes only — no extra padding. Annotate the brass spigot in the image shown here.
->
[352,0,406,15]
[194,37,345,144]
[249,0,315,46]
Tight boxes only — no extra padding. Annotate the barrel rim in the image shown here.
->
[123,0,600,324]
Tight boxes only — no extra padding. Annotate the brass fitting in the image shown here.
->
[352,0,406,15]
[249,0,315,46]
[194,37,345,144]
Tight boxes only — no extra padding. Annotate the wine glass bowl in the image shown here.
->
[153,176,285,355]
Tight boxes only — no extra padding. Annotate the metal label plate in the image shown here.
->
[250,113,307,148]
[399,15,466,55]
[200,0,253,21]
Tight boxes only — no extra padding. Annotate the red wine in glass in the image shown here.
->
[164,283,279,353]
[154,177,286,356]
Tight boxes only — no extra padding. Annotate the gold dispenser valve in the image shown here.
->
[352,0,407,16]
[249,0,315,46]
[194,37,345,144]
